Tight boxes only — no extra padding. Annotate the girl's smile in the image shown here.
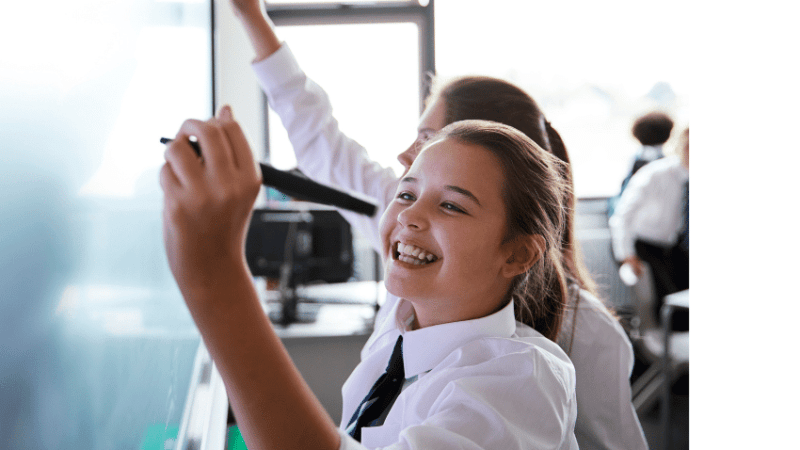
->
[379,136,521,328]
[391,241,441,266]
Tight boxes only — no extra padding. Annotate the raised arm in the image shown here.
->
[160,106,341,450]
[226,0,399,252]
[229,0,281,63]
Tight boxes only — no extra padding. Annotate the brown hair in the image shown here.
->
[434,120,570,342]
[632,111,674,146]
[431,75,597,296]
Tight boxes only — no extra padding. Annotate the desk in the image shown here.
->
[260,280,384,337]
[661,289,689,450]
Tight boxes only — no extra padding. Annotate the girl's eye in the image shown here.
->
[397,192,416,202]
[442,202,466,214]
[416,131,434,147]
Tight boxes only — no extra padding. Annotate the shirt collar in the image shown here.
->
[383,298,517,378]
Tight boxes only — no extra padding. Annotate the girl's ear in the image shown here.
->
[502,234,546,279]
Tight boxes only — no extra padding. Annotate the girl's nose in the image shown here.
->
[396,199,429,231]
[397,140,420,174]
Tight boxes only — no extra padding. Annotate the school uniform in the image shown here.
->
[559,284,648,450]
[338,297,578,450]
[622,145,665,191]
[609,155,689,263]
[253,43,646,449]
[607,144,665,218]
[609,155,689,328]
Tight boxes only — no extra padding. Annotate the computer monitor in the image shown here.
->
[245,207,354,286]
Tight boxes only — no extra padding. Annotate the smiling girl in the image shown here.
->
[161,110,578,449]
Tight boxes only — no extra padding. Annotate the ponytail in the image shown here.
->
[544,121,598,296]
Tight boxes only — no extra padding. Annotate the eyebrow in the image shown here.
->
[446,185,481,206]
[400,177,482,207]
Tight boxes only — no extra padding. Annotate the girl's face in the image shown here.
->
[379,137,518,328]
[397,96,448,175]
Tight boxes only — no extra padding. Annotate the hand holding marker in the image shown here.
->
[159,137,377,217]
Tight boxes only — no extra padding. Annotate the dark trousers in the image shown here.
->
[635,239,689,331]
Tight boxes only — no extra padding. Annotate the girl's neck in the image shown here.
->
[406,294,508,330]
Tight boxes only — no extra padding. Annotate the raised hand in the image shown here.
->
[228,0,281,61]
[160,106,261,301]
[229,0,263,20]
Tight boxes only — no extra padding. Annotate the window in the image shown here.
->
[434,0,688,198]
[267,22,421,175]
[264,1,435,177]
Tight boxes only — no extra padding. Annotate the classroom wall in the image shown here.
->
[214,0,266,162]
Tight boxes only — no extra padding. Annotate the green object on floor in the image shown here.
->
[139,423,247,449]
[139,424,179,450]
[227,425,247,449]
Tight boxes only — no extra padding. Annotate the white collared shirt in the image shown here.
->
[634,144,665,166]
[558,286,648,450]
[609,155,689,261]
[337,298,579,450]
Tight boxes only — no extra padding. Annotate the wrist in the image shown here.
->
[176,252,253,305]
[231,2,264,22]
[240,13,281,62]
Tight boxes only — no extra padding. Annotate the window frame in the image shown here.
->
[261,0,435,159]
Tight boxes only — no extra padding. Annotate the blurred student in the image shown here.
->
[610,127,689,329]
[608,111,674,217]
[229,1,648,448]
[161,114,579,449]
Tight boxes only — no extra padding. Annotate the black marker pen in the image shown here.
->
[160,137,201,157]
[160,137,377,217]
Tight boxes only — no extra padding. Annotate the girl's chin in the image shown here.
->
[383,275,426,300]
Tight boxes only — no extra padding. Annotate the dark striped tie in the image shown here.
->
[346,335,405,442]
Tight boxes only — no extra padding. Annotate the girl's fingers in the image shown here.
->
[215,105,240,169]
[217,106,260,182]
[217,104,234,121]
[176,118,235,177]
[163,137,202,186]
[159,161,182,197]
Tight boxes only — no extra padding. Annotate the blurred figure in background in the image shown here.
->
[609,127,689,330]
[608,111,674,217]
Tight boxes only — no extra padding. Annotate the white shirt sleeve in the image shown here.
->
[609,167,652,261]
[251,44,399,252]
[561,290,648,450]
[609,156,686,261]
